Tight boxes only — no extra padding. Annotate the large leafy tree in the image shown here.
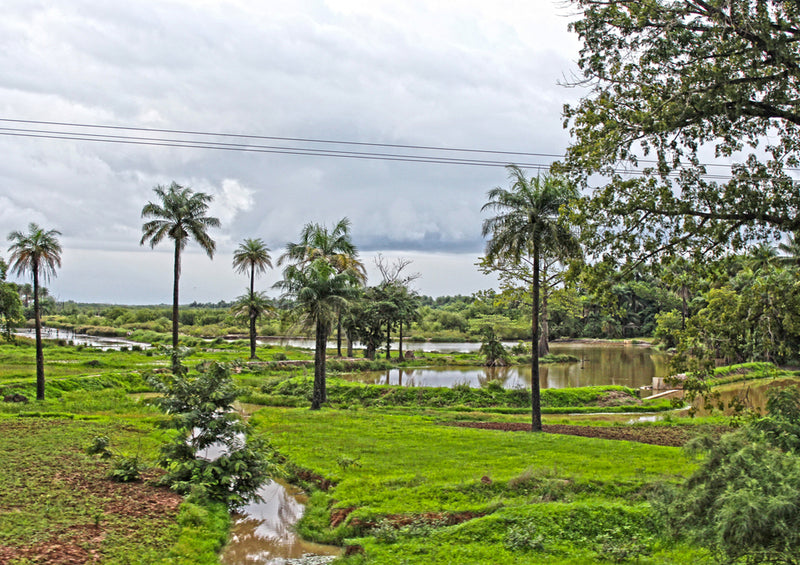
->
[279,218,365,356]
[232,238,273,359]
[482,166,579,432]
[563,0,800,260]
[140,182,220,372]
[7,223,62,400]
[275,258,360,409]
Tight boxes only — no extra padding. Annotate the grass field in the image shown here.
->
[3,337,789,564]
[250,407,707,564]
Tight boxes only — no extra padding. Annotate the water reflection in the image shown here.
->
[14,328,151,350]
[220,481,340,565]
[341,343,672,393]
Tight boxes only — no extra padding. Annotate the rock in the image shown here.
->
[3,393,29,403]
[286,555,339,565]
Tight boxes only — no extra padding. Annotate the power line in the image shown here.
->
[0,118,563,159]
[0,117,791,180]
[0,129,552,169]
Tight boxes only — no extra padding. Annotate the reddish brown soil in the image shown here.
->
[0,468,182,565]
[448,422,697,447]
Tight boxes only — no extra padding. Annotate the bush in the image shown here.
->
[149,362,280,508]
[661,386,800,564]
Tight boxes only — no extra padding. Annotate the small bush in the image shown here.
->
[107,455,143,483]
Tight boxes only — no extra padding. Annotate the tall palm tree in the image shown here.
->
[7,223,62,400]
[232,238,273,359]
[275,258,359,409]
[482,165,579,432]
[140,182,220,372]
[279,218,365,356]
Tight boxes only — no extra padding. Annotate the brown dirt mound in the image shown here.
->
[449,422,693,447]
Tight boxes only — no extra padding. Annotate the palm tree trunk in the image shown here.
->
[539,290,550,356]
[249,312,257,360]
[337,313,343,357]
[531,242,542,432]
[346,330,354,357]
[312,318,327,410]
[33,264,45,400]
[249,265,257,360]
[172,241,181,373]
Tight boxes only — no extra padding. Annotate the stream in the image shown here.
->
[219,480,340,565]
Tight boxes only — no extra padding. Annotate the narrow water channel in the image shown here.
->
[219,480,340,565]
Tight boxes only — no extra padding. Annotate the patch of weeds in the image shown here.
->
[596,532,653,563]
[504,521,547,552]
[86,435,144,482]
[107,454,144,483]
[372,518,399,544]
[337,455,362,470]
[86,435,113,459]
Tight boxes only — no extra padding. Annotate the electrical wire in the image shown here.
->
[0,117,791,180]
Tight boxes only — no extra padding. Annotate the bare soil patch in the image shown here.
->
[448,421,699,447]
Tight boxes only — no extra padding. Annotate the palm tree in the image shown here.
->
[279,218,365,356]
[778,232,800,268]
[232,238,273,359]
[140,182,220,372]
[482,165,579,432]
[232,290,274,359]
[7,223,62,400]
[279,218,366,280]
[746,242,778,273]
[275,258,359,409]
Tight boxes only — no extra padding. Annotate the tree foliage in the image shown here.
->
[0,257,23,341]
[663,386,800,564]
[148,362,276,508]
[563,0,800,260]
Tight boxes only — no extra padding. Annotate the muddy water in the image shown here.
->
[693,378,800,417]
[219,480,340,565]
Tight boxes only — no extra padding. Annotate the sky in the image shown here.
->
[0,0,585,304]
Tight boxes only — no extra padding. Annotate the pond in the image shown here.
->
[339,342,673,395]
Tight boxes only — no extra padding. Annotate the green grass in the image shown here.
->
[242,375,672,414]
[250,407,700,562]
[0,382,229,564]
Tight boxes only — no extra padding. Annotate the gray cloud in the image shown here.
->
[1,0,583,303]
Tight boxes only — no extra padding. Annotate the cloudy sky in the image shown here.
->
[0,0,584,304]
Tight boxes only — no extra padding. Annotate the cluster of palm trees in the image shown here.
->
[4,167,584,430]
[140,183,365,410]
[3,182,368,406]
